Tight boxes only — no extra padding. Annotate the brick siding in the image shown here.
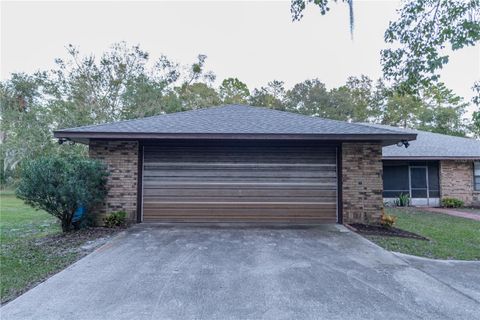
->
[440,160,474,206]
[342,143,383,224]
[89,141,139,223]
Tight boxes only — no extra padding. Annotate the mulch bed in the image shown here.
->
[348,223,429,241]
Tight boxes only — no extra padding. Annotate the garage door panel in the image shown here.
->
[143,188,336,197]
[143,196,336,203]
[142,142,337,223]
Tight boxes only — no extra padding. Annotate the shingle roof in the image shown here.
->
[357,123,480,159]
[54,104,415,143]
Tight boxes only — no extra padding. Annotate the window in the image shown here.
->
[475,162,480,191]
[383,165,409,198]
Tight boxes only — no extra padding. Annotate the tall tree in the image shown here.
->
[219,78,250,104]
[380,93,425,128]
[249,80,287,110]
[416,83,468,136]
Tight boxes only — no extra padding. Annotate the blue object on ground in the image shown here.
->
[73,206,86,223]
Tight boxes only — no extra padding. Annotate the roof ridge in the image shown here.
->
[247,105,406,134]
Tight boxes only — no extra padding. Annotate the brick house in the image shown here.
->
[361,124,480,207]
[54,105,415,225]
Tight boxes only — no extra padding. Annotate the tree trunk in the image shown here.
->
[61,213,74,232]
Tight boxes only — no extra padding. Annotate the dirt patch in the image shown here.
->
[348,223,428,241]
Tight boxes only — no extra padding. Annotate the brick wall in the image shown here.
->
[440,160,474,206]
[342,143,383,224]
[89,140,139,223]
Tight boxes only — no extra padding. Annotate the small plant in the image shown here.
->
[380,211,397,228]
[394,193,410,207]
[441,197,464,208]
[103,211,127,228]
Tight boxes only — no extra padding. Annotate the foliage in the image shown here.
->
[289,0,480,103]
[380,212,397,228]
[382,0,480,97]
[249,80,287,110]
[290,0,355,36]
[16,156,108,232]
[394,193,410,207]
[219,78,250,104]
[0,43,219,184]
[0,43,474,185]
[103,211,128,228]
[441,197,464,208]
[472,108,480,138]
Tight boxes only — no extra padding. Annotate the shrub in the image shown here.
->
[103,211,127,228]
[16,155,108,232]
[441,197,464,208]
[380,212,397,228]
[394,193,410,207]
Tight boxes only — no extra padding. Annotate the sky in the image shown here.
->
[1,0,479,111]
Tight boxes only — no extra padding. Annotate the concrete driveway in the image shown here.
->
[1,224,479,320]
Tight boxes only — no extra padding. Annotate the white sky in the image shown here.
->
[1,0,479,110]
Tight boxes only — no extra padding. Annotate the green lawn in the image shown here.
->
[0,190,115,304]
[367,207,480,260]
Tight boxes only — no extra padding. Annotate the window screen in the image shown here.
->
[383,165,409,197]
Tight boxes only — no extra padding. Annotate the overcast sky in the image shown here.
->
[1,0,479,109]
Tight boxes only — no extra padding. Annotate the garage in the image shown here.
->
[142,140,338,223]
[54,104,416,225]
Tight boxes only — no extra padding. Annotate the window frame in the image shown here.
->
[474,161,480,191]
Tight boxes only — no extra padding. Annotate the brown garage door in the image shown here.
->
[142,141,337,223]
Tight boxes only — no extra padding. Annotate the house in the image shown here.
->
[360,124,480,207]
[54,104,415,225]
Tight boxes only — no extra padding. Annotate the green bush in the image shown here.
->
[441,197,464,208]
[16,155,108,232]
[103,211,127,228]
[394,193,410,207]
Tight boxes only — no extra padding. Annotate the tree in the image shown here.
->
[175,82,222,111]
[382,0,480,97]
[286,79,331,116]
[16,156,108,232]
[1,43,217,184]
[285,78,375,121]
[290,0,355,37]
[0,73,67,185]
[416,84,467,136]
[380,93,424,128]
[472,110,480,138]
[343,75,380,122]
[290,0,480,101]
[249,80,287,110]
[219,78,250,104]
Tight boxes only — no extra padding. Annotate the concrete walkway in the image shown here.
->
[1,224,479,320]
[422,207,480,221]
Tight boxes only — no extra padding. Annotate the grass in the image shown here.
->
[367,207,480,261]
[0,190,115,304]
